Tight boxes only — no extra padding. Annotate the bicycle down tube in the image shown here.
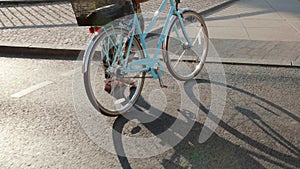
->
[122,0,192,76]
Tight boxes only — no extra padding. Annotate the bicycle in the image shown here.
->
[78,0,209,116]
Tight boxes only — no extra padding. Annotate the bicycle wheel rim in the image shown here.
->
[166,11,209,81]
[84,27,145,116]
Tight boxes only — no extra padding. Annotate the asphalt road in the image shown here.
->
[0,56,299,169]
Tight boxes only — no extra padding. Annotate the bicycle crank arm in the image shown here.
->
[154,68,168,88]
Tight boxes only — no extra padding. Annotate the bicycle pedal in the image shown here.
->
[153,67,168,88]
[158,74,168,88]
[160,84,168,88]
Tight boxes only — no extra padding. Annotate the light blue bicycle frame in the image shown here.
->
[106,0,192,79]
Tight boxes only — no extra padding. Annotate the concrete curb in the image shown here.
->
[206,57,300,68]
[0,45,80,60]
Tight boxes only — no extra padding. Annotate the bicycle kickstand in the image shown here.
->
[154,68,168,88]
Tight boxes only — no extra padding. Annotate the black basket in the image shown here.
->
[71,0,135,26]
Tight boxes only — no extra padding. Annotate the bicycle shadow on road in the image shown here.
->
[112,78,300,169]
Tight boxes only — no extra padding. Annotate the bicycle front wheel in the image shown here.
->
[165,10,209,81]
[83,27,145,116]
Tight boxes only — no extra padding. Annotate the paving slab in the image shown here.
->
[205,0,300,42]
[246,27,300,41]
[207,57,293,67]
[205,18,244,27]
[208,27,249,40]
[266,0,300,19]
[287,19,300,33]
[211,39,300,63]
[292,60,300,67]
[240,19,288,28]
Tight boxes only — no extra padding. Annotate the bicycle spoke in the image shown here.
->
[174,50,186,68]
[83,27,145,116]
[165,11,208,80]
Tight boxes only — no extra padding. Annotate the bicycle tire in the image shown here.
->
[165,10,209,81]
[83,27,145,116]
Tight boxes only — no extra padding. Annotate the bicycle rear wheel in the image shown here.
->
[83,27,145,116]
[165,10,209,81]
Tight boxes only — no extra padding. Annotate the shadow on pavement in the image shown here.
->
[112,78,300,169]
[205,10,272,21]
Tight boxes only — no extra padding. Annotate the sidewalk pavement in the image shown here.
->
[205,0,300,67]
[0,0,299,67]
